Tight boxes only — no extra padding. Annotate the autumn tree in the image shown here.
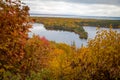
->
[0,0,31,78]
[70,29,120,80]
[21,35,51,79]
[88,29,120,79]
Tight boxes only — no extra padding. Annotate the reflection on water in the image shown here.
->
[29,23,120,48]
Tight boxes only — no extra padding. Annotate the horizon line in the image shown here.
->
[30,13,120,18]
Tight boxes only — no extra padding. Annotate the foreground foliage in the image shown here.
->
[0,0,31,79]
[23,29,120,80]
[0,0,120,79]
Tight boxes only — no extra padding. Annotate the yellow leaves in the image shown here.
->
[53,49,65,55]
[86,28,120,77]
[50,48,66,63]
[48,45,74,79]
[0,68,5,73]
[49,49,65,68]
[3,65,14,70]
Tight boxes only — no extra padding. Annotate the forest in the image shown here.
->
[0,0,120,80]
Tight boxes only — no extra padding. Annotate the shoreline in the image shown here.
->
[30,17,120,39]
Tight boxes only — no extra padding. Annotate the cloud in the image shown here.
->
[57,0,120,5]
[23,0,120,5]
[21,0,120,17]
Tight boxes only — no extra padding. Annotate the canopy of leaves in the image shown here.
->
[0,0,31,79]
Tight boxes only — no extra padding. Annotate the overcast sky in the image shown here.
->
[21,0,120,17]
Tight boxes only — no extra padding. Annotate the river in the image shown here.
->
[29,23,120,48]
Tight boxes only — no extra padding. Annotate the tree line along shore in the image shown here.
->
[31,17,120,39]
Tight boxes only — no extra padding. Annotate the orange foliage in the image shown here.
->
[0,0,31,78]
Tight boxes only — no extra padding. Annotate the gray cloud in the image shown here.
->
[22,0,120,7]
[21,0,120,17]
[42,0,120,5]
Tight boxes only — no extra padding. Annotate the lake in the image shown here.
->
[29,23,120,48]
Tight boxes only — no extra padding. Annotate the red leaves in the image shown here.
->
[40,36,49,46]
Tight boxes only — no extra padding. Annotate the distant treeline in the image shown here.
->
[78,19,120,28]
[31,17,120,28]
[31,17,120,39]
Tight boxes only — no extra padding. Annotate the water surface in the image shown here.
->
[29,23,120,48]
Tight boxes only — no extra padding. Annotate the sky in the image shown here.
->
[21,0,120,17]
